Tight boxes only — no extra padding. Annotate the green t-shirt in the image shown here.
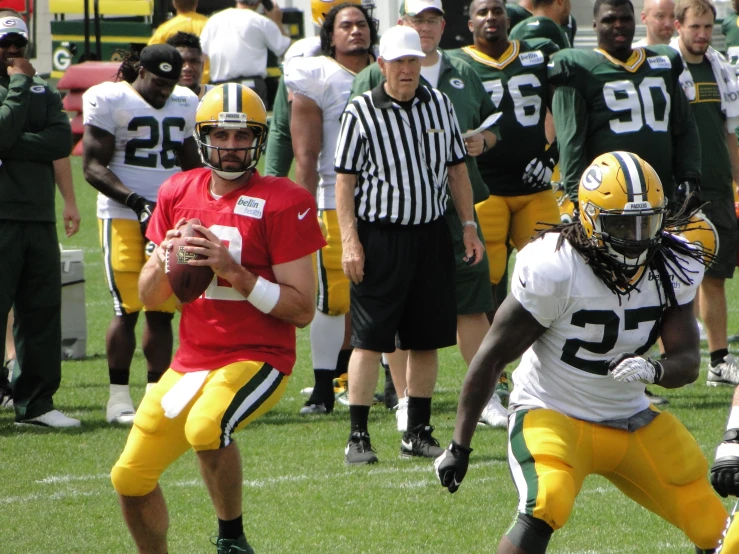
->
[505,4,532,31]
[448,39,559,196]
[350,51,497,205]
[548,45,701,202]
[686,59,732,200]
[509,16,571,51]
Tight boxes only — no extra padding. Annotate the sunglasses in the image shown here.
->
[0,36,28,49]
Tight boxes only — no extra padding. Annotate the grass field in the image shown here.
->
[1,156,738,553]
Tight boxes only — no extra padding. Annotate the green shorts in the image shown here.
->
[702,198,738,279]
[445,206,494,315]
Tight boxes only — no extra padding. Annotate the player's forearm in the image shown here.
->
[552,86,587,202]
[294,156,320,198]
[726,132,739,186]
[83,161,134,205]
[335,173,359,246]
[447,162,475,223]
[220,265,316,328]
[139,253,174,309]
[656,350,701,388]
[54,157,77,206]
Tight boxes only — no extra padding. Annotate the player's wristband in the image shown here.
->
[247,276,280,314]
[462,220,478,229]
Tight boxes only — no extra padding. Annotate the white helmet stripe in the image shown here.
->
[612,151,646,201]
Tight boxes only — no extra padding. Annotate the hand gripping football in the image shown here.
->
[165,219,214,303]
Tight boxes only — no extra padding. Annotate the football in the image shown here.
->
[165,218,214,303]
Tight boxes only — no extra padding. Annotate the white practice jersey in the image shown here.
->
[284,56,358,210]
[83,81,198,220]
[509,233,704,422]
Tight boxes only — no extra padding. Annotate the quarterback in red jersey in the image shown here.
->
[110,83,325,554]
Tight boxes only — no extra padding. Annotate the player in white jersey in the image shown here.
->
[284,2,377,414]
[82,44,201,425]
[435,152,728,553]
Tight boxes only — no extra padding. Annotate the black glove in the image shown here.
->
[434,439,472,493]
[711,429,739,497]
[125,192,156,237]
[523,141,559,190]
[674,179,702,215]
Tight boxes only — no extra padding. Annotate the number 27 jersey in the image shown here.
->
[83,81,198,220]
[509,233,703,422]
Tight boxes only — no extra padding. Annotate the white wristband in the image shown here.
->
[728,406,739,431]
[462,220,477,229]
[247,276,280,314]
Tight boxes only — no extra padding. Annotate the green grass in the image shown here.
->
[1,156,737,553]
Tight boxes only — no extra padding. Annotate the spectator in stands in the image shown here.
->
[200,0,291,104]
[634,0,676,46]
[0,11,79,427]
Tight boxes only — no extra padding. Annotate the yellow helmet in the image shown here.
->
[311,0,373,26]
[579,151,667,268]
[194,83,268,177]
[667,212,719,266]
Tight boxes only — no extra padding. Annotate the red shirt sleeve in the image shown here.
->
[266,184,326,265]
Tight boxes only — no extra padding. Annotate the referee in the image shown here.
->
[335,25,484,465]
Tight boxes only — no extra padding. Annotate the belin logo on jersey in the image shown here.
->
[646,56,671,70]
[519,51,544,67]
[234,196,265,219]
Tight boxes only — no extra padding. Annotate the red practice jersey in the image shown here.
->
[148,168,326,374]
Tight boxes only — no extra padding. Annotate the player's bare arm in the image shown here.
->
[290,94,323,197]
[447,162,484,265]
[656,299,701,388]
[453,295,547,448]
[336,172,364,284]
[138,218,186,308]
[82,124,134,204]
[186,224,316,328]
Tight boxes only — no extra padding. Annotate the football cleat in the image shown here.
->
[106,392,136,425]
[707,354,739,386]
[400,424,444,459]
[479,395,508,428]
[210,534,255,554]
[345,430,378,465]
[15,409,81,428]
[644,389,669,406]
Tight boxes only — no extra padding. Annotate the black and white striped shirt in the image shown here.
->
[334,83,466,225]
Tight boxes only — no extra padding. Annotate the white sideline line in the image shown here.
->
[36,473,110,484]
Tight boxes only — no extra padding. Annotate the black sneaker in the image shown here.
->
[210,534,254,554]
[344,430,378,465]
[400,424,444,459]
[299,385,334,415]
[0,361,13,409]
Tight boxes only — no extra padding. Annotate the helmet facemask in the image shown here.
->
[585,202,665,268]
[195,112,266,180]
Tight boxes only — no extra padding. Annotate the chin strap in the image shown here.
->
[214,169,247,180]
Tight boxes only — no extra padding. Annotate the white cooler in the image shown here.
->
[60,249,87,360]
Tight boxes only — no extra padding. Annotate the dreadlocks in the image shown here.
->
[116,49,140,84]
[536,209,711,307]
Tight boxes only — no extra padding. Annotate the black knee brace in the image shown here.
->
[506,513,554,554]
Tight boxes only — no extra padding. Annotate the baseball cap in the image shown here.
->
[139,44,183,80]
[0,16,28,41]
[399,0,444,16]
[379,25,426,61]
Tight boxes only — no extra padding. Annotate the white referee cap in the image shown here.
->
[379,25,426,61]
